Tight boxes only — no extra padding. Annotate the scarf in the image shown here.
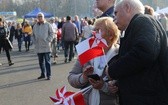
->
[89,45,118,105]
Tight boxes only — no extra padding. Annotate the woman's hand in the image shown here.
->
[82,65,94,81]
[89,77,104,90]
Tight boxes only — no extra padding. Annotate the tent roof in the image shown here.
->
[24,8,53,18]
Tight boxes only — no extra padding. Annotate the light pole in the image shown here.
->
[74,0,77,15]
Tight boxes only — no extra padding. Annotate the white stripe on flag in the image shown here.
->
[75,38,91,55]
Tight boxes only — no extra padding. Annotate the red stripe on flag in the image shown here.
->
[73,92,86,105]
[79,46,104,65]
[98,40,108,48]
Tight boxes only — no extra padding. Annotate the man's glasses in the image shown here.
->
[38,16,42,18]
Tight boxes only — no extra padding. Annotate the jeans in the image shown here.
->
[64,41,74,61]
[37,52,51,77]
[57,40,61,50]
[17,38,23,51]
[24,35,31,51]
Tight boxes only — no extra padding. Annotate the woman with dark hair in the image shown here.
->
[0,18,14,66]
[15,23,23,52]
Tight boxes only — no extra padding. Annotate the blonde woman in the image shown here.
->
[22,21,32,51]
[68,17,120,105]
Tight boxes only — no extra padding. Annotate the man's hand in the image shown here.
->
[108,80,118,93]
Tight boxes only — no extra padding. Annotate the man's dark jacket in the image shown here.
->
[99,6,114,18]
[108,14,168,105]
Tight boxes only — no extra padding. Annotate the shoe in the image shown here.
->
[69,59,71,62]
[53,60,57,64]
[55,54,58,57]
[37,76,45,79]
[64,58,67,63]
[46,77,50,80]
[9,62,14,66]
[73,57,77,60]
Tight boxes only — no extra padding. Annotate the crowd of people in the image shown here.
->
[0,11,99,81]
[0,0,168,104]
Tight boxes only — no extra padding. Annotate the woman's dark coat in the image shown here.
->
[0,26,13,52]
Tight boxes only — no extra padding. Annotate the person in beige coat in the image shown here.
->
[33,12,54,80]
[68,17,120,105]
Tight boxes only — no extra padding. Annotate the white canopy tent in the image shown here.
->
[0,11,17,21]
[155,7,168,14]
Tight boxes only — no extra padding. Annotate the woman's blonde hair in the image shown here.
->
[94,17,120,44]
[17,23,22,29]
[144,5,154,16]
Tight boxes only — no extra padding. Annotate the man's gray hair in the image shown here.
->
[117,0,144,14]
[37,12,44,18]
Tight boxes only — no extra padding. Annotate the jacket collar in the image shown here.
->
[99,6,114,18]
[37,21,46,25]
[124,13,142,38]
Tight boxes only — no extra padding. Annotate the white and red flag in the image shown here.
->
[50,86,92,105]
[76,30,108,65]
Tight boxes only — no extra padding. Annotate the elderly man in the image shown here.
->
[96,0,116,17]
[107,0,168,105]
[33,12,54,80]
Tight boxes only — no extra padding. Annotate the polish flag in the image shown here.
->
[76,31,108,65]
[89,31,108,48]
[68,92,85,105]
[50,86,86,105]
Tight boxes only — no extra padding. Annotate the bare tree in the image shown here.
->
[0,0,167,18]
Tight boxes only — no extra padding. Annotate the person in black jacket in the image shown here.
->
[15,23,23,52]
[96,0,116,18]
[106,0,168,105]
[0,18,14,66]
[9,22,15,44]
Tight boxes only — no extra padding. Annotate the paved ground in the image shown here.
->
[0,42,79,105]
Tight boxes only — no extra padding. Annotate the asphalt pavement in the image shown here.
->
[0,41,79,105]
